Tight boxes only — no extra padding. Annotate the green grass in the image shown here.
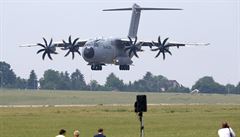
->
[0,89,239,137]
[0,105,239,137]
[0,89,240,105]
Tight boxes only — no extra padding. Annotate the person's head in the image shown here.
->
[98,128,103,133]
[222,122,230,128]
[59,129,66,135]
[73,130,80,137]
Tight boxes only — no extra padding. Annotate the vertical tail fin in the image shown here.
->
[128,4,141,38]
[103,3,182,38]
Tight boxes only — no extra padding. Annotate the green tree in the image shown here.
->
[132,72,172,92]
[40,69,60,90]
[105,73,124,91]
[89,80,100,91]
[235,82,240,94]
[70,69,86,90]
[15,77,27,89]
[0,61,17,88]
[225,84,236,94]
[27,70,38,89]
[57,71,71,90]
[192,76,225,93]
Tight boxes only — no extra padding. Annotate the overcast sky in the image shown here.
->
[0,0,239,87]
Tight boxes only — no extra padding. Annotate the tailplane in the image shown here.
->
[103,3,182,38]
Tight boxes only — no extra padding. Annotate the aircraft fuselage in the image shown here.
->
[82,38,133,67]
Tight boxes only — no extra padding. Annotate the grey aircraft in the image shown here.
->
[22,3,209,71]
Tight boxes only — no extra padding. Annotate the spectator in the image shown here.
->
[218,122,236,137]
[94,128,106,137]
[56,129,66,137]
[73,130,80,137]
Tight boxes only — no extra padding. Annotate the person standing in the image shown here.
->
[94,128,106,137]
[218,122,236,137]
[56,129,66,137]
[73,130,80,137]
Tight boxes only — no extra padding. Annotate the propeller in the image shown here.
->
[63,36,81,59]
[124,36,143,58]
[151,36,173,60]
[37,38,57,60]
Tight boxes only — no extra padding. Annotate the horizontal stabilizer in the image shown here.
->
[140,8,182,10]
[103,8,132,11]
[103,8,182,11]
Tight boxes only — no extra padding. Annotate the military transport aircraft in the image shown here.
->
[22,3,209,71]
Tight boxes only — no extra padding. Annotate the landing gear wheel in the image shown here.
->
[119,65,130,71]
[91,65,102,71]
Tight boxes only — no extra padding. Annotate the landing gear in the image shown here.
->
[91,65,102,71]
[119,65,130,70]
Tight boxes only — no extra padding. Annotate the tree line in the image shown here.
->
[0,61,239,94]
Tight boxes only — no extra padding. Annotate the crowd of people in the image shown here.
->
[55,121,236,137]
[56,128,106,137]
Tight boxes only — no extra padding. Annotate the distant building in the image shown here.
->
[168,80,181,88]
[190,89,200,94]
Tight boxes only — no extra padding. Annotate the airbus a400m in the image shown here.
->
[22,3,208,71]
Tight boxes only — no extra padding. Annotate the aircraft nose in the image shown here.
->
[83,47,94,59]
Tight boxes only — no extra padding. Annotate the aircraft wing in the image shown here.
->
[119,36,209,59]
[140,41,209,48]
[20,36,87,60]
[20,40,87,48]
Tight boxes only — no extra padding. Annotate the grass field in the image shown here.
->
[0,89,240,105]
[0,89,239,137]
[0,105,239,137]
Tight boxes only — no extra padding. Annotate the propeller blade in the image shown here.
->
[65,50,71,57]
[76,50,81,56]
[49,38,53,47]
[47,52,53,60]
[37,43,46,48]
[124,46,132,51]
[165,49,172,55]
[68,36,72,44]
[72,52,75,59]
[128,49,133,57]
[37,49,45,54]
[72,38,79,46]
[63,40,67,45]
[128,36,133,44]
[151,48,159,51]
[42,52,47,60]
[162,38,169,46]
[43,38,48,47]
[134,37,137,45]
[133,50,139,58]
[155,50,161,58]
[162,52,166,60]
[158,36,161,45]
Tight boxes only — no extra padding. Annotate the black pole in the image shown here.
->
[138,112,144,137]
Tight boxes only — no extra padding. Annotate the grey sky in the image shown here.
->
[0,0,239,87]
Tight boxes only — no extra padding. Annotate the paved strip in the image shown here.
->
[0,103,239,108]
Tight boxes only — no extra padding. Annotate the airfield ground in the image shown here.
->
[0,90,239,137]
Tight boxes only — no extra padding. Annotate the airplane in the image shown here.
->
[21,3,209,71]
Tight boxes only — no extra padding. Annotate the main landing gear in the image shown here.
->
[119,65,130,70]
[91,65,102,70]
[91,65,130,71]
